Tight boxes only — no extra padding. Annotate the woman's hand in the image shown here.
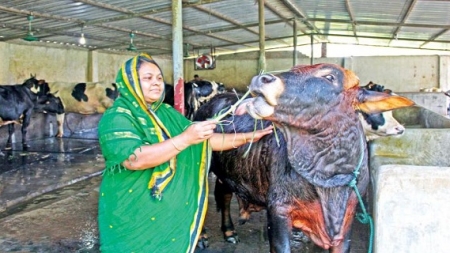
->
[124,120,218,170]
[209,125,274,151]
[179,120,218,145]
[245,125,274,143]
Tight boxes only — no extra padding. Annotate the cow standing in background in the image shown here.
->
[163,80,225,119]
[32,81,118,137]
[359,81,406,141]
[0,75,64,155]
[195,64,414,252]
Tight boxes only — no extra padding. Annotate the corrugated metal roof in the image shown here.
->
[0,0,449,57]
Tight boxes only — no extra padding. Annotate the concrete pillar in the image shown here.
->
[258,0,266,73]
[87,51,99,82]
[343,57,353,70]
[293,19,298,66]
[439,56,450,91]
[321,42,327,58]
[172,0,185,115]
[310,35,314,65]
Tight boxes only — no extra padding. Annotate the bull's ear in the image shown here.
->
[356,89,415,114]
[52,90,59,95]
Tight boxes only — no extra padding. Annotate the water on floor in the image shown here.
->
[0,137,370,253]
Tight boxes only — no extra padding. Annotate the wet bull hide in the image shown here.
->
[194,63,414,252]
[228,81,408,231]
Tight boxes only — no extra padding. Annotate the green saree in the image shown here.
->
[98,53,209,253]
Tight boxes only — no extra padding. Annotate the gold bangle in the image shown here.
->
[170,138,182,151]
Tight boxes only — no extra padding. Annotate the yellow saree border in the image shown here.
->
[186,141,210,253]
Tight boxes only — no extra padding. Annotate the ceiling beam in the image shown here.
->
[262,1,302,46]
[303,17,450,29]
[278,0,323,35]
[79,0,249,48]
[419,29,449,48]
[388,0,418,45]
[0,0,230,50]
[344,0,359,44]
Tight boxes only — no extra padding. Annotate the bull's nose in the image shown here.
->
[258,74,276,84]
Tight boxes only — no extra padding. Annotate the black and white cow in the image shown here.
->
[359,81,405,141]
[32,81,118,137]
[0,76,64,155]
[163,80,225,119]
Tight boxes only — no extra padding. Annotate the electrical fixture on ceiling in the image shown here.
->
[23,14,39,42]
[79,25,86,45]
[127,32,137,52]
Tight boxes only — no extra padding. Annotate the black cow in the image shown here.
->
[363,81,392,94]
[162,83,191,113]
[0,76,64,155]
[163,80,225,119]
[194,64,414,252]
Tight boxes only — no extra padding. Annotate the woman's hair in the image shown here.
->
[137,56,164,81]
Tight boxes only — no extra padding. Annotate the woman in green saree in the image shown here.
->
[97,53,273,253]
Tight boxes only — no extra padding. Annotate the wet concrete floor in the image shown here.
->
[0,138,370,253]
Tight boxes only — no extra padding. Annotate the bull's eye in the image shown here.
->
[324,74,335,82]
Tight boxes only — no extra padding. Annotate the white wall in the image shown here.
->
[349,55,440,92]
[0,42,173,85]
[184,52,450,94]
[1,41,449,96]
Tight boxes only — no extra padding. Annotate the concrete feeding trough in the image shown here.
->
[369,105,450,253]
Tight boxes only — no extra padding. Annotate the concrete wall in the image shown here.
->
[349,55,440,92]
[1,41,448,95]
[373,165,450,253]
[0,42,174,85]
[397,92,450,116]
[393,105,450,128]
[184,52,450,94]
[183,51,346,92]
[1,41,450,145]
[370,108,450,253]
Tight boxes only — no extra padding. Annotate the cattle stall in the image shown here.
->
[0,112,101,146]
[369,105,450,252]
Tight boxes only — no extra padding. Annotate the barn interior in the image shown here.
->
[1,1,450,252]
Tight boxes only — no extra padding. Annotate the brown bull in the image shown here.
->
[195,63,414,252]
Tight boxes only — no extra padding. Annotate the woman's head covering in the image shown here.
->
[103,53,177,197]
[116,52,165,112]
[99,54,210,252]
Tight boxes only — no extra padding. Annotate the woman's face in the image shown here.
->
[138,61,164,104]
